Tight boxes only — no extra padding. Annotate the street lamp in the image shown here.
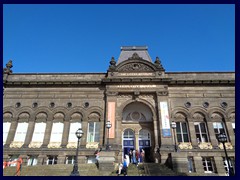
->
[171,121,177,152]
[70,127,84,176]
[106,120,112,151]
[218,133,234,176]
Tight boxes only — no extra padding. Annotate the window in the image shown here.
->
[47,156,58,165]
[87,122,100,142]
[27,156,38,166]
[213,122,227,142]
[123,129,134,139]
[202,157,215,173]
[3,122,11,144]
[232,123,235,135]
[9,155,19,167]
[223,157,235,176]
[14,122,29,143]
[49,122,64,143]
[66,156,75,164]
[176,122,190,142]
[194,122,209,143]
[31,122,46,143]
[68,122,82,142]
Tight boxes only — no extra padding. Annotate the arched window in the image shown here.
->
[193,112,209,143]
[123,129,134,139]
[211,112,228,142]
[174,112,190,143]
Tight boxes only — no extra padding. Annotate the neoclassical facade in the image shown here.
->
[3,46,235,175]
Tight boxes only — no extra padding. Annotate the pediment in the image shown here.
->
[116,60,156,72]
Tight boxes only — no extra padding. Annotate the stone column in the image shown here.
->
[188,121,198,148]
[214,156,226,176]
[81,120,88,148]
[57,155,66,164]
[156,93,172,151]
[135,132,139,152]
[42,119,53,147]
[225,121,235,146]
[194,156,204,174]
[105,91,118,149]
[61,120,70,147]
[153,117,159,151]
[172,152,188,173]
[37,154,47,165]
[206,121,218,148]
[23,118,35,147]
[5,117,18,147]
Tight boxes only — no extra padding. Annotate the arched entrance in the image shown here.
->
[121,101,154,162]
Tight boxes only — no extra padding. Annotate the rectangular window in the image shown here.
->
[213,122,227,141]
[87,122,100,142]
[66,156,75,164]
[14,122,29,142]
[194,122,209,143]
[176,122,189,142]
[49,122,63,143]
[68,122,82,142]
[202,157,215,173]
[27,156,38,166]
[47,156,58,165]
[223,157,235,176]
[31,122,46,142]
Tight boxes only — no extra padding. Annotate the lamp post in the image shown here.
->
[106,120,112,151]
[171,121,177,152]
[70,127,84,176]
[218,133,234,176]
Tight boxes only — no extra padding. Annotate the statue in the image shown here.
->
[3,60,13,74]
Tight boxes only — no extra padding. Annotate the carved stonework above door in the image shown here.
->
[118,62,154,72]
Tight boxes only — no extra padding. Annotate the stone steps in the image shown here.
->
[3,163,107,176]
[143,163,186,176]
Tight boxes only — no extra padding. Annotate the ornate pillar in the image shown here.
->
[5,117,18,147]
[61,120,70,147]
[23,118,35,147]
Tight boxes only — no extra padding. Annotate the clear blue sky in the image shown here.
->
[3,4,235,73]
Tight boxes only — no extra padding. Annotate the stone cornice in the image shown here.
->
[3,78,234,87]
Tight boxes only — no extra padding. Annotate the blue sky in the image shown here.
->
[3,4,235,73]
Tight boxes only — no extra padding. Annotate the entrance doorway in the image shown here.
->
[139,129,151,162]
[123,129,135,157]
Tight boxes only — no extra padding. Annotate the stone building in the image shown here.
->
[3,46,235,175]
